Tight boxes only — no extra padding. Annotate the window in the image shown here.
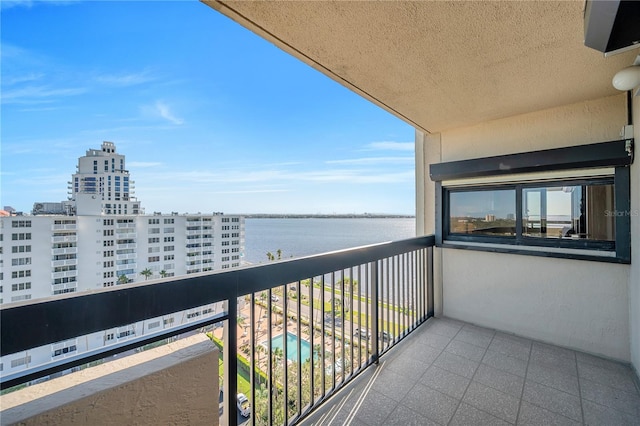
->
[12,270,31,278]
[449,189,515,236]
[11,282,31,291]
[149,237,160,243]
[522,183,615,242]
[444,178,616,252]
[12,220,31,228]
[11,355,31,368]
[149,218,160,225]
[164,218,174,224]
[12,245,31,253]
[432,140,632,263]
[164,236,174,242]
[12,233,31,240]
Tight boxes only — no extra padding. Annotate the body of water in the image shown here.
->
[243,217,415,265]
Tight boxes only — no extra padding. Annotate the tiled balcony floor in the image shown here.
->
[301,317,640,426]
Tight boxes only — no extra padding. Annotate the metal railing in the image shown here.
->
[1,236,434,425]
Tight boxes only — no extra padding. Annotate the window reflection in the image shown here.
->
[523,183,615,241]
[449,190,516,236]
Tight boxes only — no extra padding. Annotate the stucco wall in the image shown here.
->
[428,94,632,361]
[1,334,219,425]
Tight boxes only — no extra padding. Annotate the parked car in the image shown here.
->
[325,358,343,375]
[236,393,250,417]
[271,295,280,302]
[380,331,393,342]
[354,328,371,340]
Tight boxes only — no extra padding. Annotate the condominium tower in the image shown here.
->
[0,142,244,376]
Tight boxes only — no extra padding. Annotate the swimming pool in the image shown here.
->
[264,332,312,363]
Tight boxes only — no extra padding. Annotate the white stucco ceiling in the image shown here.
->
[203,0,638,133]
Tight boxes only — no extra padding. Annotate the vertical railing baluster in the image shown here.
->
[371,261,379,364]
[403,253,408,336]
[384,257,390,349]
[250,293,256,426]
[349,266,354,376]
[420,248,426,321]
[308,277,315,407]
[223,297,238,426]
[392,255,397,341]
[282,285,288,425]
[411,250,416,329]
[362,264,366,363]
[267,288,273,425]
[358,264,363,369]
[331,271,336,388]
[296,280,302,419]
[340,269,346,384]
[320,275,326,398]
[427,246,434,318]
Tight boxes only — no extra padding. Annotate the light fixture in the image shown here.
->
[612,55,640,95]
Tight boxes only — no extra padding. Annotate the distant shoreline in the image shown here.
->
[243,214,415,219]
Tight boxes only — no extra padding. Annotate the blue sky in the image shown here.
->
[1,0,415,215]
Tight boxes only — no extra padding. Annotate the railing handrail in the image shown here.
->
[1,236,433,359]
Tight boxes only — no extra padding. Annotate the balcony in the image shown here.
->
[51,224,77,231]
[51,259,78,268]
[51,270,77,279]
[51,235,77,243]
[2,235,640,425]
[52,247,77,255]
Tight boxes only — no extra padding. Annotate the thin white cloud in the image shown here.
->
[3,73,45,86]
[95,71,155,87]
[325,156,413,166]
[365,141,414,151]
[1,86,87,104]
[213,189,291,195]
[1,0,81,10]
[128,161,163,168]
[137,165,413,186]
[143,101,184,125]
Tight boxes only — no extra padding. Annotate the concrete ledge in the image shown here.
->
[1,334,219,425]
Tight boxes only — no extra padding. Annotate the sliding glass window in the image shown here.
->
[522,182,615,242]
[444,177,616,251]
[449,189,516,237]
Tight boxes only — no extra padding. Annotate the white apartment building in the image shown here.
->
[0,142,243,377]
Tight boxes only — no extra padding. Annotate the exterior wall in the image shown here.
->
[426,94,632,360]
[0,334,219,426]
[630,94,640,373]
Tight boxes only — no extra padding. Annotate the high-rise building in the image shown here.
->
[0,142,244,377]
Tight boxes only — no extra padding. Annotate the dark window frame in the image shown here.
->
[431,140,633,264]
[443,176,616,251]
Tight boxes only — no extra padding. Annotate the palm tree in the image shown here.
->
[266,252,274,261]
[140,268,153,280]
[276,249,282,260]
[159,270,167,278]
[117,274,129,285]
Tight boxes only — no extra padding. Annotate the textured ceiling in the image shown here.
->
[203,0,638,133]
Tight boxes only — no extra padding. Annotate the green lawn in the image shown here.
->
[219,356,251,395]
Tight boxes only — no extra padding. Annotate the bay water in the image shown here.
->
[243,217,416,265]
